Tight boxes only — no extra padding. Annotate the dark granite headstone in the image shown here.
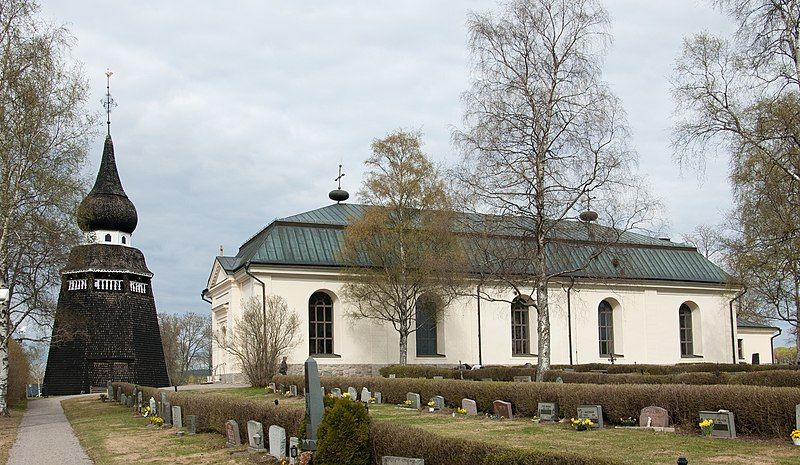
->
[303,357,325,452]
[226,419,241,447]
[186,415,196,435]
[699,410,736,439]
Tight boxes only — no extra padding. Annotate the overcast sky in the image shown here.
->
[40,1,743,325]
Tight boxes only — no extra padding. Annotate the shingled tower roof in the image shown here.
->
[76,135,138,234]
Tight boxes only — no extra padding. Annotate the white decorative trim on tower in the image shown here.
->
[87,229,132,247]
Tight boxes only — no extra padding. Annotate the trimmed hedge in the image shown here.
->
[370,422,621,465]
[274,374,800,438]
[378,364,800,387]
[111,382,621,465]
[112,382,304,441]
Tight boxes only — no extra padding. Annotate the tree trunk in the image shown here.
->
[0,297,8,416]
[535,282,550,381]
[399,331,408,365]
[795,328,800,365]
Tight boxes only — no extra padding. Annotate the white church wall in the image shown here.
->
[738,328,776,364]
[208,264,741,381]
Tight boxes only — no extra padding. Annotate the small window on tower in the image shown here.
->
[121,236,126,244]
[104,234,112,242]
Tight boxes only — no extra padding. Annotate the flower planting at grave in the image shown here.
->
[141,405,152,417]
[619,417,637,427]
[456,407,468,415]
[699,418,714,436]
[342,392,351,400]
[284,390,294,398]
[571,418,594,431]
[402,399,412,406]
[369,397,376,403]
[791,429,800,445]
[427,401,436,408]
[148,415,164,428]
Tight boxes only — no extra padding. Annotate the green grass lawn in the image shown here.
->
[62,396,253,465]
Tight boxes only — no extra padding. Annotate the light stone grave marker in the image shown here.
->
[555,376,563,384]
[247,420,266,452]
[269,425,287,459]
[389,374,396,379]
[513,376,532,382]
[149,397,157,415]
[137,391,143,411]
[172,405,183,429]
[493,400,513,420]
[577,405,603,428]
[321,387,325,397]
[226,419,241,447]
[290,384,298,396]
[107,381,113,401]
[360,387,371,402]
[269,382,276,393]
[432,376,443,380]
[461,398,478,415]
[382,456,424,464]
[406,392,421,409]
[431,395,445,410]
[375,392,382,404]
[538,402,558,422]
[796,404,800,430]
[639,406,669,428]
[699,410,736,439]
[186,415,197,435]
[348,387,357,399]
[331,388,342,398]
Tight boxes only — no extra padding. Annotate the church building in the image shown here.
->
[205,193,779,381]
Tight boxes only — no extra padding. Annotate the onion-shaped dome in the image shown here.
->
[76,135,138,233]
[329,189,349,203]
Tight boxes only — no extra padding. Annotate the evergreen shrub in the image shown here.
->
[315,397,370,465]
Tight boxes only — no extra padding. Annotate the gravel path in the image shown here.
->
[7,396,93,465]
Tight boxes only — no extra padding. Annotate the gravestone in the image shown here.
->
[480,378,493,382]
[493,400,513,420]
[513,376,532,382]
[431,395,445,410]
[577,405,603,428]
[538,402,558,422]
[116,387,121,402]
[107,381,113,401]
[278,383,285,395]
[226,419,241,447]
[383,457,424,465]
[375,392,382,404]
[289,384,298,397]
[160,392,168,407]
[269,382,276,393]
[555,376,563,384]
[269,425,287,459]
[360,387,371,403]
[186,415,197,435]
[321,387,325,397]
[289,437,300,465]
[331,388,342,398]
[348,387,357,399]
[172,405,183,429]
[432,376,444,380]
[699,410,736,439]
[126,395,133,407]
[462,398,478,415]
[303,357,325,452]
[137,391,143,412]
[639,406,669,428]
[796,404,800,430]
[120,393,126,405]
[149,397,157,415]
[163,399,172,426]
[389,374,396,379]
[247,420,267,452]
[406,392,421,409]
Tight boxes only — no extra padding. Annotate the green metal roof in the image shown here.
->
[217,203,731,285]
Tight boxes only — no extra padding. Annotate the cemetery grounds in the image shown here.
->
[63,386,800,465]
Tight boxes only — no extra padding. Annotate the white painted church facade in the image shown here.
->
[204,203,778,381]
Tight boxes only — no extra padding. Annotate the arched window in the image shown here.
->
[416,295,438,356]
[104,233,112,242]
[598,300,614,357]
[679,304,694,356]
[309,292,333,355]
[121,236,126,245]
[511,297,531,355]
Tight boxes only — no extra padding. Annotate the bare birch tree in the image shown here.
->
[214,296,299,386]
[455,0,652,379]
[0,0,91,416]
[340,130,466,365]
[158,312,211,385]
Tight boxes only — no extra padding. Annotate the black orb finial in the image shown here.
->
[329,164,349,203]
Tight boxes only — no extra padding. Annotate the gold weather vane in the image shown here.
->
[103,69,117,135]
